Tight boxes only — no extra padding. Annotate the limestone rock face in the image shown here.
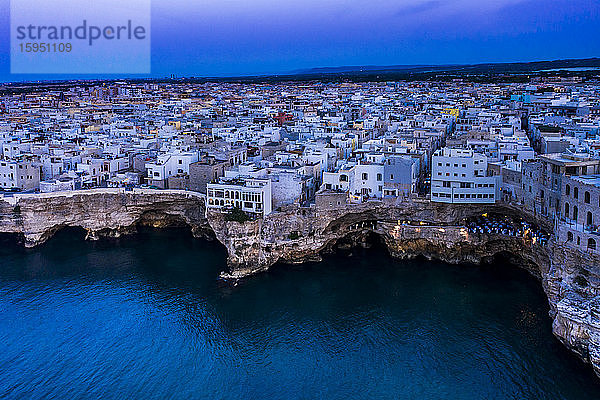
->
[547,245,600,376]
[205,199,600,379]
[0,190,210,247]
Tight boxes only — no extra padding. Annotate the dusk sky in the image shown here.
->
[1,0,599,81]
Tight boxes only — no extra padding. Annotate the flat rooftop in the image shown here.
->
[539,153,599,166]
[571,174,600,188]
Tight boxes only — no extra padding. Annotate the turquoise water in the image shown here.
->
[1,228,600,399]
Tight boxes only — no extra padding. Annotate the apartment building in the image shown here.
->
[430,147,498,204]
[0,160,41,191]
[322,162,385,201]
[188,156,229,193]
[522,152,600,219]
[146,152,200,188]
[206,177,273,216]
[554,174,600,252]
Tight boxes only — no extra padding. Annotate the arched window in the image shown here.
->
[585,191,591,204]
[587,211,593,226]
[566,184,570,196]
[574,187,579,199]
[565,202,569,218]
[573,206,578,221]
[588,238,597,250]
[567,232,573,242]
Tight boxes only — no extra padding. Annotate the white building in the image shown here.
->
[430,147,498,204]
[322,161,384,202]
[146,151,200,188]
[207,177,273,216]
[0,160,40,191]
[40,178,77,193]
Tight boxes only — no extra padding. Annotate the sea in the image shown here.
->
[1,228,600,399]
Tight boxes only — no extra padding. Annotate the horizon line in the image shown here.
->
[1,56,599,86]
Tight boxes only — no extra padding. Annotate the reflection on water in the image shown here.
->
[1,228,599,400]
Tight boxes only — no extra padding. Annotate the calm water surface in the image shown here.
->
[1,229,600,400]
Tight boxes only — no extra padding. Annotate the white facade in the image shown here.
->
[0,160,40,190]
[322,162,384,201]
[146,152,200,182]
[431,147,498,204]
[40,178,76,193]
[207,177,273,216]
[0,160,17,189]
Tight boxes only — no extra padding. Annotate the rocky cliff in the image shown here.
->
[0,189,211,246]
[205,199,600,379]
[1,190,600,379]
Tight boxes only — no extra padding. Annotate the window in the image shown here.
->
[362,173,368,180]
[585,191,591,204]
[574,187,578,199]
[588,238,597,250]
[567,232,573,242]
[377,173,382,181]
[390,174,394,180]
